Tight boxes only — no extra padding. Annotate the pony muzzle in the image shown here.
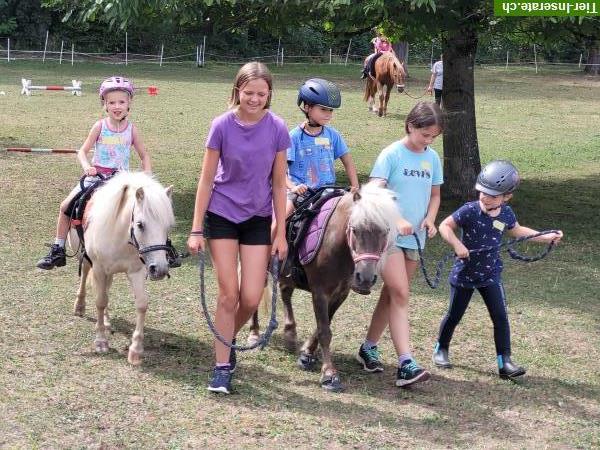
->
[397,84,405,93]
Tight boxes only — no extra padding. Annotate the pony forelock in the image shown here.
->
[350,181,400,244]
[88,171,175,232]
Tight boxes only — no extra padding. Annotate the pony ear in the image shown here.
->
[115,185,129,217]
[165,185,173,199]
[136,187,145,202]
[353,191,362,202]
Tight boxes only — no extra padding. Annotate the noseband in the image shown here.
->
[346,224,388,263]
[128,209,179,265]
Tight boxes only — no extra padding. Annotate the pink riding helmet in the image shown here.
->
[99,76,134,100]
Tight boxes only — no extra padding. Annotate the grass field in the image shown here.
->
[1,60,599,449]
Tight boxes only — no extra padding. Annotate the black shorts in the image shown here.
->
[204,211,272,245]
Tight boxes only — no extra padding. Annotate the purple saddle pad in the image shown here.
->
[298,196,342,265]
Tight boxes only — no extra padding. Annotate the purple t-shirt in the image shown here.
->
[205,110,291,223]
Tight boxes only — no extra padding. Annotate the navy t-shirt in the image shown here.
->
[449,201,517,288]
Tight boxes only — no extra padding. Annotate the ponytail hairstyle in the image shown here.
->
[229,61,273,109]
[405,101,445,134]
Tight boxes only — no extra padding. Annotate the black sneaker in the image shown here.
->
[498,355,526,380]
[396,359,430,387]
[356,344,384,373]
[207,366,232,394]
[229,338,237,374]
[432,343,452,369]
[36,244,66,270]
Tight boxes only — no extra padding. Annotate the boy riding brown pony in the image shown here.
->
[364,52,406,117]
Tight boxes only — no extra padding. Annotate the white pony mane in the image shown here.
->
[88,171,175,232]
[350,181,401,244]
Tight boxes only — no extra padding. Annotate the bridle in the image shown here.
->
[128,208,180,266]
[346,224,389,263]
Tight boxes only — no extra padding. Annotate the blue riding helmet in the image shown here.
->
[475,160,520,196]
[297,78,341,109]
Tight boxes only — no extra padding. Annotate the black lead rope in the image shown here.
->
[198,251,279,351]
[414,230,559,289]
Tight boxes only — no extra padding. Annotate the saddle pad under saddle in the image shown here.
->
[298,196,342,265]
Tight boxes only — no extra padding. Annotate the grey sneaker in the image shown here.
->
[207,366,232,394]
[396,359,430,387]
[356,344,384,373]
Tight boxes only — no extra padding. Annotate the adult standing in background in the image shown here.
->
[427,55,443,106]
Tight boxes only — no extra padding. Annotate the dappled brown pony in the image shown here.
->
[249,183,401,391]
[364,52,406,117]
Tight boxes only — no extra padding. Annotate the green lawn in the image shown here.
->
[1,60,599,449]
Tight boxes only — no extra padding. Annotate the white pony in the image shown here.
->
[72,171,175,365]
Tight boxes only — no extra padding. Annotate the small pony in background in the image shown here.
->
[249,182,401,391]
[364,52,406,117]
[71,171,175,365]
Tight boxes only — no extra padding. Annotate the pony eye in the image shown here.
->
[136,221,145,231]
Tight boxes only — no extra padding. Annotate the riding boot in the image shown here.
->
[498,354,526,379]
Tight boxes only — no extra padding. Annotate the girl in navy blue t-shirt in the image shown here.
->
[434,160,562,379]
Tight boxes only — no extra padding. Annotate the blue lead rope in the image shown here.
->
[414,229,559,289]
[199,251,279,351]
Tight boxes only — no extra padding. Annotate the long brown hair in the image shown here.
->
[405,101,444,134]
[228,61,273,109]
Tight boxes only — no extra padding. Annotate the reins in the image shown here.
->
[198,251,280,351]
[413,230,560,289]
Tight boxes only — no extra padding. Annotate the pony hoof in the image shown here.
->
[73,307,85,317]
[94,339,109,353]
[247,333,260,347]
[320,374,344,392]
[128,350,143,366]
[297,351,318,371]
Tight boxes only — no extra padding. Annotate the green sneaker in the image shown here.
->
[396,359,430,387]
[356,344,384,373]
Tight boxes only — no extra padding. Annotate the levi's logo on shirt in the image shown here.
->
[403,168,431,178]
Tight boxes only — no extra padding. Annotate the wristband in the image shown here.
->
[190,230,204,236]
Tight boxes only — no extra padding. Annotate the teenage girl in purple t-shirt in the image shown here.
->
[188,62,290,394]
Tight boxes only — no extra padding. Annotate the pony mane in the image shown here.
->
[88,171,175,232]
[350,181,400,244]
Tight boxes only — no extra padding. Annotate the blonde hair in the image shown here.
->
[228,61,273,109]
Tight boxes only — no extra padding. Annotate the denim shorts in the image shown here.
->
[387,245,420,262]
[204,211,271,245]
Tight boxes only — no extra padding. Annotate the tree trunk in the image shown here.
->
[442,27,481,202]
[584,41,600,75]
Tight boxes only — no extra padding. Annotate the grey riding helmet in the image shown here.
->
[475,160,520,196]
[297,78,341,109]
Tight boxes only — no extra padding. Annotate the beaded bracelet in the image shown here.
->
[190,230,204,236]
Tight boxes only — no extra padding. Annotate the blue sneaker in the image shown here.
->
[229,338,237,374]
[207,366,232,394]
[395,359,430,387]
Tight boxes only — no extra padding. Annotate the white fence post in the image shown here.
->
[345,38,352,66]
[71,43,74,66]
[277,37,281,66]
[430,41,434,67]
[329,48,332,64]
[196,45,199,67]
[281,47,284,66]
[534,44,538,74]
[159,43,164,67]
[7,38,9,62]
[202,36,206,66]
[59,40,64,64]
[579,53,583,68]
[43,30,49,63]
[125,32,128,66]
[506,50,509,69]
